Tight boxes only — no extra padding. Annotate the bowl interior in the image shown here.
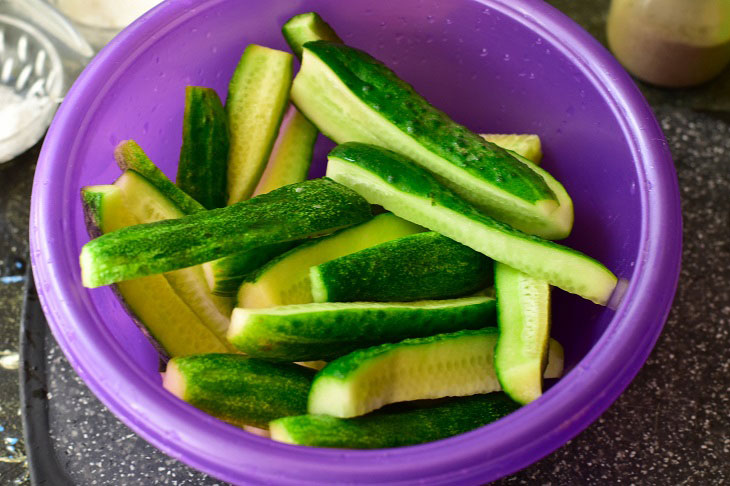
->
[71,0,638,372]
[33,0,671,483]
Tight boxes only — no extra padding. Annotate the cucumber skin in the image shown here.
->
[115,140,205,215]
[170,354,315,429]
[80,178,372,288]
[270,393,519,448]
[252,106,318,197]
[295,41,556,205]
[177,86,229,210]
[282,12,342,59]
[311,232,493,302]
[327,142,617,305]
[228,297,496,361]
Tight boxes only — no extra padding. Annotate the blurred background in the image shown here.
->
[0,0,728,484]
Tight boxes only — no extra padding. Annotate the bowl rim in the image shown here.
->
[30,0,682,483]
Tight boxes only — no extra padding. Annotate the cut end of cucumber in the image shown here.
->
[282,12,342,59]
[269,420,296,444]
[481,134,543,165]
[309,266,328,303]
[162,360,187,400]
[80,247,102,288]
[545,338,564,379]
[308,376,357,417]
[497,362,544,405]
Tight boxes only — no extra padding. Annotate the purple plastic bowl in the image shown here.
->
[29,0,681,483]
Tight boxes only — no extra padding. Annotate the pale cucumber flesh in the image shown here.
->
[282,12,342,59]
[308,328,502,418]
[226,45,293,204]
[114,171,232,338]
[481,134,542,164]
[494,263,551,405]
[326,145,616,305]
[253,105,318,196]
[237,212,423,308]
[81,185,233,357]
[308,327,564,418]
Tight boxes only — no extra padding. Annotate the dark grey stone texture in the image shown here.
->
[0,1,728,484]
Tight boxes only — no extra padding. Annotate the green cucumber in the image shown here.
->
[206,241,300,296]
[494,262,551,405]
[81,185,233,357]
[252,105,318,196]
[237,212,422,308]
[308,327,564,418]
[177,86,229,210]
[163,354,315,428]
[308,328,501,418]
[80,178,372,288]
[113,171,233,338]
[115,140,205,215]
[226,45,293,204]
[282,12,342,59]
[227,296,496,361]
[481,134,542,164]
[270,392,519,448]
[310,232,493,303]
[291,41,573,239]
[326,142,617,306]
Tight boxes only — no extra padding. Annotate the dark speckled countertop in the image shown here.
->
[1,1,729,484]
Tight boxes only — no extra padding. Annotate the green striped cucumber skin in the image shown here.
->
[113,171,233,337]
[308,328,501,418]
[326,142,617,305]
[292,41,573,239]
[80,178,372,288]
[227,296,496,361]
[481,134,542,164]
[282,12,342,59]
[208,241,300,296]
[226,45,293,204]
[252,106,318,197]
[177,86,229,210]
[81,185,233,357]
[114,140,205,215]
[270,393,520,448]
[165,354,315,428]
[237,212,422,308]
[494,263,551,405]
[310,232,493,303]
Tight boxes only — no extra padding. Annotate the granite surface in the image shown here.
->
[1,0,729,484]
